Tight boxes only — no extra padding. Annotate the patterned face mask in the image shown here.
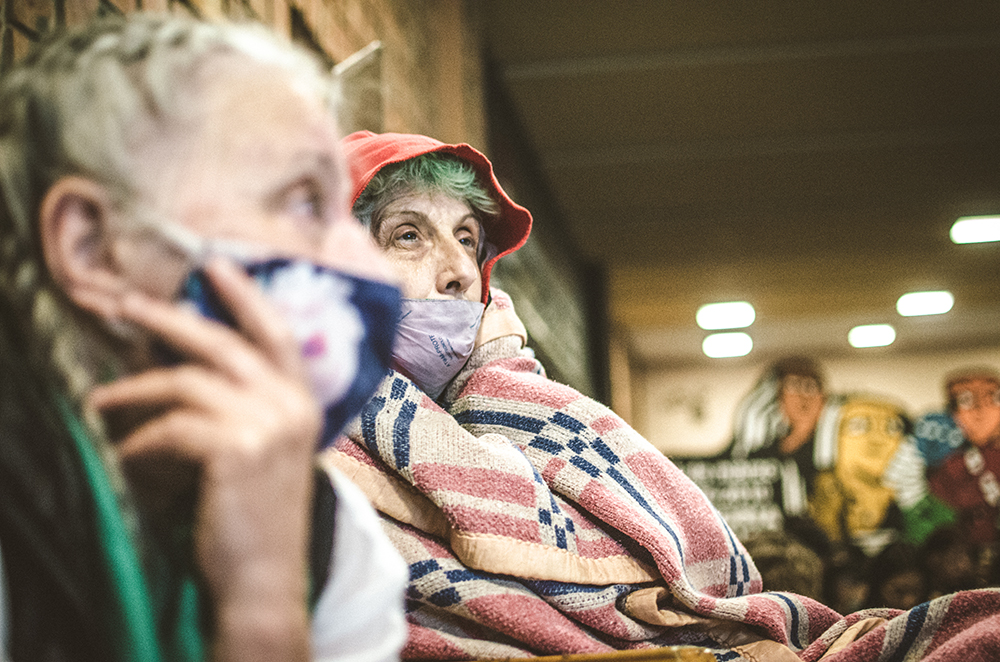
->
[392,298,485,400]
[150,222,401,447]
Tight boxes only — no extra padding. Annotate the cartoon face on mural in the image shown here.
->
[777,373,825,454]
[949,377,1000,448]
[837,399,907,493]
[810,398,907,542]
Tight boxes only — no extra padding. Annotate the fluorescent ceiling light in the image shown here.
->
[848,324,896,348]
[951,216,1000,244]
[696,301,755,330]
[702,332,753,358]
[896,290,954,317]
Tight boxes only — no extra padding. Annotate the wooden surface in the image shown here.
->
[479,645,717,662]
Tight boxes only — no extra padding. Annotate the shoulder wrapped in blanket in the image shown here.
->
[322,295,1000,661]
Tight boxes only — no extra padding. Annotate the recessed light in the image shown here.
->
[896,290,954,317]
[702,332,753,358]
[848,324,896,348]
[696,301,755,330]
[951,216,1000,244]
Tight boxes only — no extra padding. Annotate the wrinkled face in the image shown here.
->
[373,191,482,301]
[836,400,906,488]
[950,378,1000,447]
[115,57,391,297]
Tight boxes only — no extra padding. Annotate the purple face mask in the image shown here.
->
[391,298,485,400]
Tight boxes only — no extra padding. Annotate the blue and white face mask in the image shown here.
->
[150,223,401,448]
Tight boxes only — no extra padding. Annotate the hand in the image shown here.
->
[474,288,527,349]
[89,258,319,661]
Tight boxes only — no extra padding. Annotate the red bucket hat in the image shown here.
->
[341,131,532,304]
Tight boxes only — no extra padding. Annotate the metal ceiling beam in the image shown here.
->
[503,31,1000,80]
[542,126,1000,168]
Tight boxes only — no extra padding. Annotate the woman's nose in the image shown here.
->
[321,214,397,286]
[434,237,480,298]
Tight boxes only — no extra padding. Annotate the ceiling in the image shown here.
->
[480,1,1000,369]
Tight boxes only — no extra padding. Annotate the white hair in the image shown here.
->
[0,12,332,404]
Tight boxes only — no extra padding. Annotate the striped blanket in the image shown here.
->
[322,293,1000,661]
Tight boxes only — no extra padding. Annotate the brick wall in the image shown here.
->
[0,0,485,147]
[0,0,605,398]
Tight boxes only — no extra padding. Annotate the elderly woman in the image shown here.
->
[344,131,531,400]
[0,15,407,662]
[329,131,1000,661]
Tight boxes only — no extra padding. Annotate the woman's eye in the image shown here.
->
[286,184,322,219]
[457,227,478,248]
[391,228,420,246]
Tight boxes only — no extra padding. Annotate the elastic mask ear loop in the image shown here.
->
[128,213,271,268]
[102,217,263,343]
[122,212,204,267]
[153,221,270,265]
[92,216,197,345]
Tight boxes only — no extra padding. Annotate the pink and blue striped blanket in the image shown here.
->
[322,293,1000,661]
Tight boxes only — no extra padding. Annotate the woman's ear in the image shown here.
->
[39,176,126,318]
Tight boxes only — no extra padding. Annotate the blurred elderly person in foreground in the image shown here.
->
[0,14,407,662]
[322,131,1000,661]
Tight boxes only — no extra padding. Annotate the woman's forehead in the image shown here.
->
[138,61,344,225]
[383,189,472,211]
[195,67,335,158]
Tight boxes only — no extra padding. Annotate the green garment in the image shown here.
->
[902,493,957,546]
[61,400,205,662]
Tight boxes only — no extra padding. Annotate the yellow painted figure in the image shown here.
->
[811,397,908,545]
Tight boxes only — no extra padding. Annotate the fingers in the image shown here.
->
[89,364,234,414]
[101,375,316,465]
[90,355,321,455]
[200,258,303,375]
[89,258,322,459]
[116,286,272,383]
[113,258,304,382]
[114,409,220,465]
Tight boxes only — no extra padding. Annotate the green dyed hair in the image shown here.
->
[353,153,499,252]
